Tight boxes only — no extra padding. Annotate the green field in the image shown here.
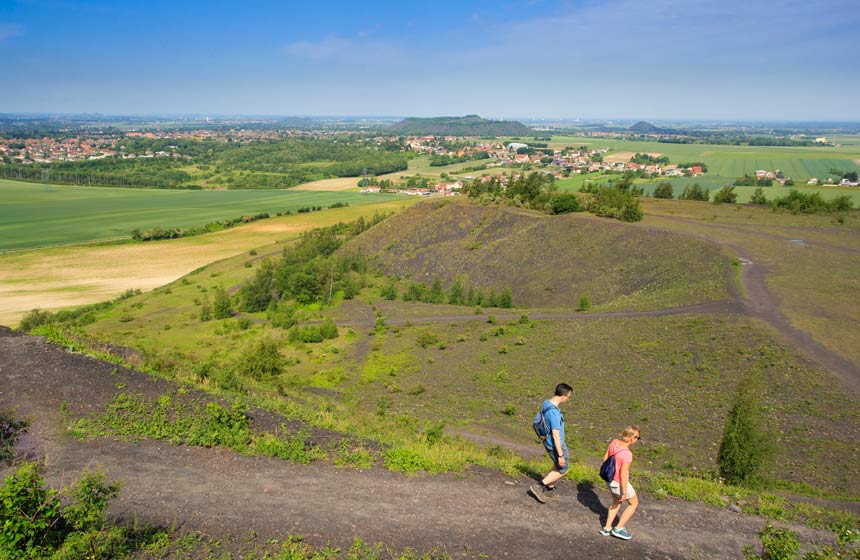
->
[548,135,860,182]
[0,179,403,251]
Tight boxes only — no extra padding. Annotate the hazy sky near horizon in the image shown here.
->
[2,0,859,120]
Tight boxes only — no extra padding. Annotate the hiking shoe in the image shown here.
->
[611,527,632,540]
[543,485,559,500]
[529,483,547,503]
[599,527,612,536]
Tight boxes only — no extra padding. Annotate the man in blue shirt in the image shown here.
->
[530,382,573,503]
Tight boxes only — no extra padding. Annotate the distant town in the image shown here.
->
[2,126,858,195]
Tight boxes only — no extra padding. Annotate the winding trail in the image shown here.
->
[645,214,860,389]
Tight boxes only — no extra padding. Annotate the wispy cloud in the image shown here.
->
[0,23,24,41]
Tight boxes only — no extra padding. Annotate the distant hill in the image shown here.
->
[629,121,663,134]
[627,121,685,135]
[387,115,532,136]
[345,200,730,310]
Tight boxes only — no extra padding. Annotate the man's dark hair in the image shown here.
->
[555,383,573,397]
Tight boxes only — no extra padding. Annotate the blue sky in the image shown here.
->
[2,0,859,120]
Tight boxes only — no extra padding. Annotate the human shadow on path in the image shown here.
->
[577,481,608,525]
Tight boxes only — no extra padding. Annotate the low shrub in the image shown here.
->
[17,308,54,332]
[551,192,581,214]
[288,318,339,344]
[1,410,28,463]
[236,336,285,379]
[0,462,122,559]
[771,190,854,214]
[584,185,643,222]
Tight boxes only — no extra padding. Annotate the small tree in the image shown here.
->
[749,187,768,205]
[199,295,212,322]
[718,372,775,486]
[213,286,232,319]
[679,183,710,201]
[653,181,674,199]
[448,278,465,305]
[498,287,513,308]
[319,317,339,340]
[466,286,476,306]
[577,294,591,311]
[380,279,398,301]
[712,185,738,204]
[428,277,445,304]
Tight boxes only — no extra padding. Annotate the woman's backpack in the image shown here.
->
[599,454,616,482]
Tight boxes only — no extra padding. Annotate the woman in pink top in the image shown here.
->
[600,425,641,540]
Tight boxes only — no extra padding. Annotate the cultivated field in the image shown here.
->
[0,198,417,326]
[0,178,403,251]
[376,155,497,180]
[294,177,362,191]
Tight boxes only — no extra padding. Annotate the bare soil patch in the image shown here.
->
[295,178,361,191]
[603,151,662,163]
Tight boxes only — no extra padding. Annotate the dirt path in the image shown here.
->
[644,215,860,389]
[0,328,833,559]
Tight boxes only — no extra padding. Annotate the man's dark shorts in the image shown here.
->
[544,445,570,474]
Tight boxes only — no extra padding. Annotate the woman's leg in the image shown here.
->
[604,495,622,529]
[617,494,638,529]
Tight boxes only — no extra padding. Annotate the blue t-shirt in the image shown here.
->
[542,399,566,452]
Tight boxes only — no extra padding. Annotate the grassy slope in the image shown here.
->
[345,313,860,495]
[346,199,731,311]
[67,199,860,499]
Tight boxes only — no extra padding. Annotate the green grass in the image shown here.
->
[0,178,403,251]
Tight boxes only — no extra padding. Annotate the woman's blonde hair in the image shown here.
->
[620,425,641,443]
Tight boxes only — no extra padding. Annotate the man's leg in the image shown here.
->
[542,446,569,486]
[541,468,565,487]
[531,447,568,503]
